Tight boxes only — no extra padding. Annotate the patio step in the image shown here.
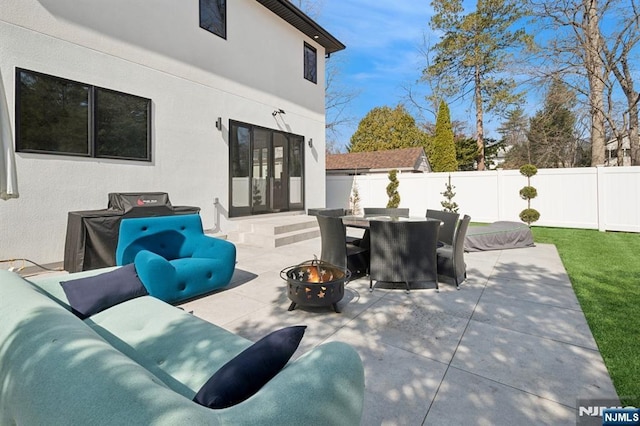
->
[227,213,320,248]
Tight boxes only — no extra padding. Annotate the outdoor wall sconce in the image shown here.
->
[308,138,313,148]
[272,109,286,117]
[215,117,222,130]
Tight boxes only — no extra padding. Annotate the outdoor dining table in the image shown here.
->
[340,214,443,252]
[341,215,442,229]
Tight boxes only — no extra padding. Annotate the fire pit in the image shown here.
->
[280,259,350,313]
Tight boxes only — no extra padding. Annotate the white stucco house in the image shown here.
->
[0,0,344,265]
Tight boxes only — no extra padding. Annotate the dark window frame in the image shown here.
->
[303,42,317,84]
[199,0,227,39]
[15,68,152,162]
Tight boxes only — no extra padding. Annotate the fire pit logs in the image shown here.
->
[281,259,351,313]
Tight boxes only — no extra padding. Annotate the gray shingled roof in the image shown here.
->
[326,147,430,173]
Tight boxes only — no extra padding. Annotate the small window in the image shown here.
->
[200,0,226,39]
[304,42,317,84]
[16,68,151,161]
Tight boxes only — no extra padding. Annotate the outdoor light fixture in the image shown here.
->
[308,138,313,148]
[272,109,286,117]
[215,117,222,130]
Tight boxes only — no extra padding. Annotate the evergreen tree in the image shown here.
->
[526,79,578,168]
[426,0,530,170]
[429,100,459,171]
[348,105,428,153]
[456,137,502,170]
[499,107,531,169]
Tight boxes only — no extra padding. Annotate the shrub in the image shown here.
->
[519,186,538,200]
[519,164,538,178]
[519,208,540,223]
[386,169,400,208]
[440,174,459,212]
[519,164,540,226]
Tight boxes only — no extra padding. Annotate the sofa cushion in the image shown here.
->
[193,325,307,409]
[60,264,148,319]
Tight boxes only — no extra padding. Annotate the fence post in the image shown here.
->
[596,166,606,232]
[496,168,505,221]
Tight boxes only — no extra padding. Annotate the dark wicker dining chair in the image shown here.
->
[314,208,363,246]
[309,208,345,217]
[426,209,460,246]
[363,207,410,217]
[368,220,440,293]
[436,214,471,289]
[316,215,368,278]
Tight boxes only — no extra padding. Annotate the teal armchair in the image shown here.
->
[116,214,236,303]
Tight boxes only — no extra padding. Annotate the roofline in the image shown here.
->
[326,167,422,174]
[255,0,346,54]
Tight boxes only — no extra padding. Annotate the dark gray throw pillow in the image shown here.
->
[60,264,148,319]
[193,325,307,409]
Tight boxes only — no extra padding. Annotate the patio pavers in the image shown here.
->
[180,239,619,425]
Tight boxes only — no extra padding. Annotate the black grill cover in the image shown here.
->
[107,192,172,212]
[64,193,200,272]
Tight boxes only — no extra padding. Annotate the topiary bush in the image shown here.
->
[440,174,459,213]
[519,186,538,200]
[386,169,400,208]
[519,164,540,226]
[519,164,538,178]
[519,208,540,224]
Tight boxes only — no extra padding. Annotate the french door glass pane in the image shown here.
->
[231,125,250,207]
[289,137,303,204]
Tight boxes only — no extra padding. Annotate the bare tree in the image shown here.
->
[325,56,360,151]
[287,0,325,19]
[528,0,638,166]
[600,3,640,165]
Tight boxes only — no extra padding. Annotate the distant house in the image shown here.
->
[326,147,431,175]
[605,135,631,166]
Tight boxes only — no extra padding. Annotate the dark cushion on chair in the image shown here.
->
[193,325,307,409]
[60,264,148,319]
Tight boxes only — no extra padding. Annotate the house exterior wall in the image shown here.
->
[0,0,328,264]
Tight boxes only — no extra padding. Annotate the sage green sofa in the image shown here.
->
[0,269,365,425]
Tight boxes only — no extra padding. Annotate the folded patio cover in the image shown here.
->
[464,221,534,252]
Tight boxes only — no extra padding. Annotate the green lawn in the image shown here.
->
[531,227,640,406]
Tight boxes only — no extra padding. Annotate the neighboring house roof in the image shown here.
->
[256,0,346,54]
[326,147,431,174]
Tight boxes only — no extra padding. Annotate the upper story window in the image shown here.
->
[200,0,226,39]
[16,68,151,161]
[304,42,317,84]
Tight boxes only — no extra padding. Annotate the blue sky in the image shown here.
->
[316,1,434,150]
[315,1,503,151]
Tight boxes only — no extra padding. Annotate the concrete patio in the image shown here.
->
[179,236,619,425]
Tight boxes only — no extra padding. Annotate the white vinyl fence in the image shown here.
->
[326,166,640,233]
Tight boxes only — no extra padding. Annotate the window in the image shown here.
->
[304,42,317,84]
[16,69,151,161]
[200,0,226,39]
